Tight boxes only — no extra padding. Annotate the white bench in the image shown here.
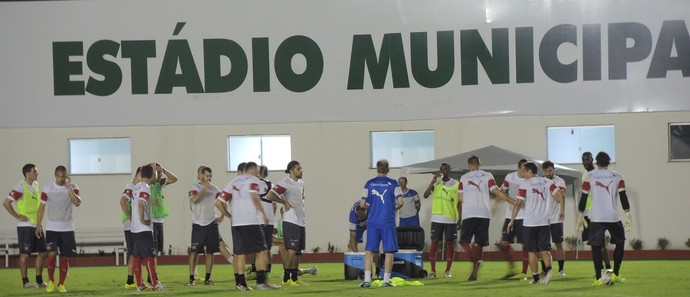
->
[75,228,127,265]
[0,231,19,268]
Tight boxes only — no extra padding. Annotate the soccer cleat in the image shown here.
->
[444,271,452,278]
[528,279,539,284]
[204,280,216,285]
[307,266,318,275]
[382,281,395,287]
[601,269,614,285]
[294,280,309,286]
[256,282,281,290]
[23,282,34,289]
[46,281,56,292]
[541,269,553,285]
[57,284,67,293]
[468,260,482,281]
[592,278,604,286]
[427,271,437,278]
[558,270,566,277]
[359,281,371,288]
[282,280,300,287]
[502,271,517,280]
[188,280,195,286]
[36,282,48,288]
[153,283,166,291]
[124,282,137,289]
[235,284,253,291]
[136,286,153,291]
[610,273,625,283]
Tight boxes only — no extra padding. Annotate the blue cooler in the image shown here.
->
[379,250,427,279]
[344,252,366,280]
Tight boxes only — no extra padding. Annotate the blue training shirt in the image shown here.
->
[361,176,399,228]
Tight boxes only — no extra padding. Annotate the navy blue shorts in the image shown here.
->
[365,225,398,253]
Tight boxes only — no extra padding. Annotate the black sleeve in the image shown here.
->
[578,193,588,212]
[619,190,630,211]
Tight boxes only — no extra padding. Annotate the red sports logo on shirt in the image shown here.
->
[594,181,613,194]
[532,188,545,200]
[468,180,482,191]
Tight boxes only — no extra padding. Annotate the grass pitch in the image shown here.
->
[1,260,689,296]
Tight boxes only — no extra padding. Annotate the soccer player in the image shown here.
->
[458,156,513,281]
[542,161,567,276]
[217,162,277,290]
[120,167,141,289]
[358,160,403,288]
[35,166,81,293]
[348,200,368,252]
[577,152,632,286]
[422,163,460,278]
[508,162,564,285]
[149,163,177,259]
[497,159,527,279]
[581,152,612,270]
[246,165,276,280]
[267,160,308,287]
[188,166,221,286]
[3,163,48,288]
[397,177,421,227]
[131,164,165,291]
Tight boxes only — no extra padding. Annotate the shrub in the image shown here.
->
[657,237,670,250]
[629,238,644,250]
[564,236,581,251]
[311,246,320,253]
[493,241,503,251]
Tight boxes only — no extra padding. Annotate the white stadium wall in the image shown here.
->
[1,112,689,253]
[1,0,689,253]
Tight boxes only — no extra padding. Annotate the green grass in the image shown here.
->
[1,260,689,296]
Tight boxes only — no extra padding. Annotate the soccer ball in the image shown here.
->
[601,269,614,285]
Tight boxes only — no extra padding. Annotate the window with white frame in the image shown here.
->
[227,135,291,171]
[547,125,615,164]
[371,130,434,167]
[69,138,132,175]
[669,123,690,161]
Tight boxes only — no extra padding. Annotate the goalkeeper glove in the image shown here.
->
[576,213,588,231]
[623,211,633,232]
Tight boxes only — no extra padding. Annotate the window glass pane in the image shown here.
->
[227,135,292,171]
[228,136,261,171]
[261,136,291,170]
[69,138,131,174]
[547,126,615,163]
[669,123,690,161]
[371,131,434,167]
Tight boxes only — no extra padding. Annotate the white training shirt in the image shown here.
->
[189,181,220,226]
[271,176,306,227]
[6,181,40,228]
[581,168,626,223]
[130,182,153,234]
[458,170,498,220]
[258,178,275,225]
[502,171,525,219]
[121,182,135,231]
[517,177,560,227]
[397,188,420,219]
[40,182,80,232]
[548,175,567,224]
[218,174,263,226]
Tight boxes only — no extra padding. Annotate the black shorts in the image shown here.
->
[263,224,274,251]
[45,230,77,257]
[550,223,564,243]
[430,222,457,242]
[191,223,220,254]
[124,230,133,256]
[501,218,524,244]
[131,231,156,258]
[587,221,625,246]
[459,218,490,246]
[231,225,267,255]
[17,226,47,254]
[152,222,164,252]
[283,221,306,254]
[581,216,592,242]
[523,226,551,252]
